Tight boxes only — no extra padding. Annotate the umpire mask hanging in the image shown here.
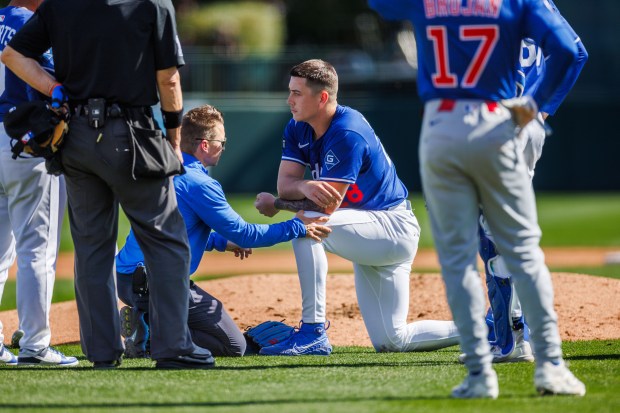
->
[4,100,68,160]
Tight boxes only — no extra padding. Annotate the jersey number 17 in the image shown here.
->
[427,24,499,88]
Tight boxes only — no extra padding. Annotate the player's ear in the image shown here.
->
[199,138,209,153]
[320,90,329,105]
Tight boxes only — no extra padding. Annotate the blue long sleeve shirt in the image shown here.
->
[116,152,307,275]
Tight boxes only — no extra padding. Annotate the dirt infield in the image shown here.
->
[2,248,620,347]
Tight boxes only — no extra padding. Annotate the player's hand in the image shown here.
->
[501,96,538,129]
[255,192,280,217]
[303,222,331,242]
[299,181,342,209]
[295,210,329,225]
[226,241,252,260]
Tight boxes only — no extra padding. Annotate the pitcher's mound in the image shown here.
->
[1,272,618,347]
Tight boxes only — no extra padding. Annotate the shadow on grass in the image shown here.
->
[0,395,479,410]
[4,359,455,372]
[566,353,620,361]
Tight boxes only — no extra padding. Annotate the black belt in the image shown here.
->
[70,102,124,118]
[69,102,152,118]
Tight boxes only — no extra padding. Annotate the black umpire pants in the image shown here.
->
[117,274,246,357]
[61,114,193,362]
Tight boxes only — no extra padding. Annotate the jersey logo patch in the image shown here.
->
[324,150,339,170]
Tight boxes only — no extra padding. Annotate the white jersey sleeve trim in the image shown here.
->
[281,156,307,166]
[320,177,355,184]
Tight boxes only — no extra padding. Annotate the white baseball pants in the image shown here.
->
[0,124,65,351]
[419,99,563,372]
[293,201,459,352]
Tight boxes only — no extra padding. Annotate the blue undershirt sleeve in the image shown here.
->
[206,232,228,252]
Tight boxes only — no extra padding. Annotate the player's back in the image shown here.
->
[368,0,576,104]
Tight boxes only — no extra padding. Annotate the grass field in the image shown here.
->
[58,192,620,252]
[0,341,618,412]
[2,193,619,411]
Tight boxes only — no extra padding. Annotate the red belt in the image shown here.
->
[437,99,499,112]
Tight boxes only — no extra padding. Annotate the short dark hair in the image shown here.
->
[290,59,338,102]
[180,105,224,154]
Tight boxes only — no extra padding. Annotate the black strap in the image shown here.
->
[132,265,149,296]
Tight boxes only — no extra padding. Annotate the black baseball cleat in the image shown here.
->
[119,306,138,339]
[93,358,122,370]
[155,353,216,370]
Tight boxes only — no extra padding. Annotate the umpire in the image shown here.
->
[1,0,214,369]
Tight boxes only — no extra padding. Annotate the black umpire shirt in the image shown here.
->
[7,0,184,107]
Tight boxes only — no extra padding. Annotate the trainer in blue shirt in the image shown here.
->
[115,104,330,358]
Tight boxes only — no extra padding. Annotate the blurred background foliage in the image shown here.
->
[175,1,285,56]
[167,0,620,194]
[1,0,618,191]
[173,0,374,49]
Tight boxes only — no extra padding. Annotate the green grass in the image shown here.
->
[226,192,620,249]
[0,340,618,413]
[535,193,620,246]
[58,192,620,252]
[5,194,620,412]
[551,265,620,279]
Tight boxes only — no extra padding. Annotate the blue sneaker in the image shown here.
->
[0,344,17,366]
[259,321,332,356]
[18,346,79,367]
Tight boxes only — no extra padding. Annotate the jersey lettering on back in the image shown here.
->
[0,23,17,47]
[423,0,503,19]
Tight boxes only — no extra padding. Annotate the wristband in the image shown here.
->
[161,108,183,129]
[48,82,62,97]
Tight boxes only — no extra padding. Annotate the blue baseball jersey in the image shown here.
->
[0,6,54,121]
[116,152,307,275]
[368,0,579,109]
[282,105,408,210]
[517,0,587,115]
